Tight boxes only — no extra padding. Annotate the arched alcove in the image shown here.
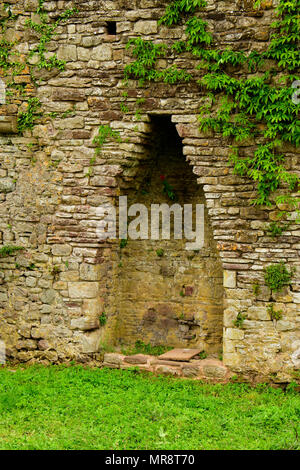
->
[114,115,224,355]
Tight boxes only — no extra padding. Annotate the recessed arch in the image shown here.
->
[109,114,224,356]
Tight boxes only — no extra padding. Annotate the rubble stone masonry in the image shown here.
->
[0,0,299,382]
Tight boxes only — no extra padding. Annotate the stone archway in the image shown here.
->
[112,115,224,356]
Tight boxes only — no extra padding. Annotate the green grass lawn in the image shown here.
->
[0,365,299,450]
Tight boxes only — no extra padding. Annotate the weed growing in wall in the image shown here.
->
[264,262,295,292]
[156,248,164,257]
[160,175,177,201]
[233,312,247,328]
[252,284,260,296]
[267,221,291,238]
[99,312,107,327]
[93,125,122,155]
[0,245,23,257]
[267,303,283,321]
[17,97,42,133]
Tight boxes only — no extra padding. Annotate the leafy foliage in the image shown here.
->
[17,97,42,132]
[119,238,128,249]
[160,175,177,201]
[267,221,291,238]
[0,245,23,257]
[93,125,122,154]
[99,312,107,327]
[264,262,295,291]
[156,248,164,257]
[159,0,207,27]
[25,0,77,71]
[125,0,300,207]
[124,38,191,86]
[0,0,77,135]
[267,303,283,321]
[233,312,247,328]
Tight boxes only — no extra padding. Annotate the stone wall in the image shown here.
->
[0,0,299,381]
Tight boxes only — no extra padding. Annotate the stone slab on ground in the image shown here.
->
[124,354,151,364]
[158,348,202,362]
[102,352,231,382]
[152,359,190,368]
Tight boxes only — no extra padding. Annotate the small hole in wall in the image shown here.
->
[106,21,117,35]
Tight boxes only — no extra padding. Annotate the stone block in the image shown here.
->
[41,289,56,304]
[247,307,269,321]
[134,21,158,34]
[57,45,77,61]
[77,47,91,61]
[225,328,245,340]
[70,317,100,331]
[18,325,31,338]
[17,351,35,361]
[57,116,84,129]
[82,298,102,316]
[31,326,51,339]
[293,293,300,304]
[0,178,16,193]
[38,340,50,350]
[91,44,112,61]
[52,88,86,101]
[155,365,181,376]
[80,264,101,281]
[80,330,101,353]
[182,365,201,377]
[43,350,58,362]
[0,116,17,134]
[104,353,125,365]
[124,354,150,365]
[68,282,99,298]
[224,270,236,288]
[24,0,39,11]
[202,364,227,379]
[51,244,72,256]
[16,339,37,350]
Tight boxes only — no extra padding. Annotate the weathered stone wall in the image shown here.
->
[0,0,299,381]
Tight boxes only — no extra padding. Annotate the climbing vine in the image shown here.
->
[17,97,42,133]
[0,0,78,133]
[264,262,295,291]
[25,0,77,72]
[87,124,122,176]
[124,0,300,209]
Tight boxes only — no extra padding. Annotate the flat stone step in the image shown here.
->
[158,348,202,362]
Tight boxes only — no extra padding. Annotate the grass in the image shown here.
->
[0,365,299,450]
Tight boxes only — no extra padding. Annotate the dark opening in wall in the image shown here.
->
[106,21,117,35]
[113,114,224,355]
[150,115,183,157]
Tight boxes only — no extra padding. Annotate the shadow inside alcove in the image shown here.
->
[114,115,224,355]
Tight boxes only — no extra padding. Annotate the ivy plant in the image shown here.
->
[0,0,78,134]
[124,0,300,209]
